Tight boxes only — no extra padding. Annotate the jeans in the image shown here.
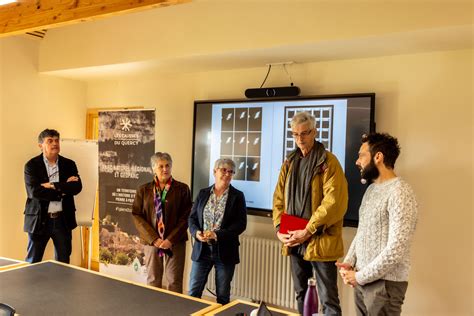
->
[26,213,72,263]
[290,254,341,315]
[188,244,236,304]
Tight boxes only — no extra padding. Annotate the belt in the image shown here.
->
[48,212,61,219]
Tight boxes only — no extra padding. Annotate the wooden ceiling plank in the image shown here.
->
[0,0,190,37]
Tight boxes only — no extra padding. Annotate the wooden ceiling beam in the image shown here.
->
[0,0,191,37]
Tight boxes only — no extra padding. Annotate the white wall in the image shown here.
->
[0,34,471,315]
[0,40,3,231]
[0,37,87,264]
[85,49,473,315]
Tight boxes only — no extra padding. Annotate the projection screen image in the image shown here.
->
[208,100,347,210]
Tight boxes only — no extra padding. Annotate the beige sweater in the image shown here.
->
[344,177,418,285]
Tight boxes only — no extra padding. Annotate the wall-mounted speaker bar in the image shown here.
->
[245,86,301,98]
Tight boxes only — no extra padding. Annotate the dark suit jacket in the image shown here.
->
[189,185,247,265]
[23,154,82,234]
[132,179,192,245]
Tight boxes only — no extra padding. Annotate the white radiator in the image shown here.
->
[207,235,297,310]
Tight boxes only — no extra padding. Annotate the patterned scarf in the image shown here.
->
[154,176,172,257]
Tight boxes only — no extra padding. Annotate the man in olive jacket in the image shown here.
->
[273,112,348,315]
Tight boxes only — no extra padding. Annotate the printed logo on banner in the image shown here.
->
[120,117,132,131]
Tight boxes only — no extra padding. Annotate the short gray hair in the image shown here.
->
[290,112,316,130]
[150,152,172,168]
[214,158,236,171]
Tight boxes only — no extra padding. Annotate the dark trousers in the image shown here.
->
[290,254,341,315]
[188,244,236,305]
[26,214,72,263]
[143,241,186,293]
[354,279,408,316]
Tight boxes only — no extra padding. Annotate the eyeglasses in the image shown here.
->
[292,129,313,138]
[218,168,235,175]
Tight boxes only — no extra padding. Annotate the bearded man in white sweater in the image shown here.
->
[336,133,418,316]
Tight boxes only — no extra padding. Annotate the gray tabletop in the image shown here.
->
[0,258,19,267]
[0,261,213,315]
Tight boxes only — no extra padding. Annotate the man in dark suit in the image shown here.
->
[24,129,82,263]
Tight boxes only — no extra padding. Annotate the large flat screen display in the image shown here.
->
[192,93,375,226]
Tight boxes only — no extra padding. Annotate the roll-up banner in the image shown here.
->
[98,109,155,283]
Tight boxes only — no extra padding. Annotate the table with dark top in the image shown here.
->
[0,257,26,271]
[0,260,220,315]
[204,299,299,316]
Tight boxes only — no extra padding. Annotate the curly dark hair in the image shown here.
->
[361,132,400,169]
[38,129,60,143]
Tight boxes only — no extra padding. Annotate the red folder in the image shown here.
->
[279,213,309,234]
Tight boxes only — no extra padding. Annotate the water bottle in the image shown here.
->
[303,277,319,316]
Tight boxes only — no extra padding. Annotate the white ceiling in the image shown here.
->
[38,0,474,80]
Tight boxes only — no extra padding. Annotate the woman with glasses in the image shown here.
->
[188,158,247,304]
